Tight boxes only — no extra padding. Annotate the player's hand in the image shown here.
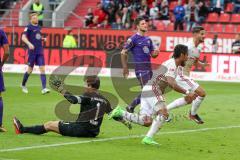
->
[49,75,64,92]
[185,92,197,103]
[28,43,35,50]
[42,37,47,42]
[151,50,159,58]
[203,62,210,67]
[123,67,129,78]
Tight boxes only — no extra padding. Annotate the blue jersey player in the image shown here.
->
[21,13,50,94]
[121,17,159,113]
[0,29,10,132]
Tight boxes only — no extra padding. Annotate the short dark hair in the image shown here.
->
[134,16,145,26]
[192,26,204,33]
[173,44,188,59]
[29,12,38,18]
[84,75,100,89]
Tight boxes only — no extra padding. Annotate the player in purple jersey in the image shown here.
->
[21,13,50,94]
[121,17,159,113]
[0,29,10,132]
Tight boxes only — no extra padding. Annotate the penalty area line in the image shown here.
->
[0,125,240,153]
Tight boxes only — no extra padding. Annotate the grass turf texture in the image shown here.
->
[0,73,240,160]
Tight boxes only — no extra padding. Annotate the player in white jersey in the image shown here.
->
[167,26,209,124]
[109,44,196,145]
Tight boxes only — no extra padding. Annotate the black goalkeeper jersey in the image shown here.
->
[64,91,112,134]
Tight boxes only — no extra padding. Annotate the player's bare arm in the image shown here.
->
[151,50,159,58]
[22,34,34,50]
[195,58,210,68]
[121,49,129,78]
[166,76,196,102]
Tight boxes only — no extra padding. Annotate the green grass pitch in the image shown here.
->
[0,73,240,160]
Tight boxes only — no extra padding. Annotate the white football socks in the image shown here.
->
[167,97,188,111]
[191,96,204,115]
[122,111,145,125]
[146,115,165,138]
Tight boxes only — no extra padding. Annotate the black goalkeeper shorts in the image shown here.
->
[58,121,98,137]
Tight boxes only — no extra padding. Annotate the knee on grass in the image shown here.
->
[143,116,153,127]
[44,121,56,131]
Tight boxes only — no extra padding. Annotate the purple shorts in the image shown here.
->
[28,53,45,67]
[0,71,5,92]
[136,70,153,88]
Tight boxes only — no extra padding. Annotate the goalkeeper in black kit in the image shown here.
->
[13,75,131,137]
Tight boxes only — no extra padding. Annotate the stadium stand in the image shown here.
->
[0,0,239,33]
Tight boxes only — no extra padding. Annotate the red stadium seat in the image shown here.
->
[169,1,177,11]
[236,25,240,32]
[155,21,165,31]
[202,23,212,32]
[219,13,230,23]
[166,23,174,31]
[225,24,235,33]
[212,24,223,33]
[231,14,240,23]
[225,3,234,13]
[206,13,219,22]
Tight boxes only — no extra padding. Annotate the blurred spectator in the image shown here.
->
[124,22,131,29]
[148,19,157,30]
[30,0,44,26]
[173,0,185,31]
[212,34,218,53]
[210,0,224,15]
[185,0,198,31]
[101,0,111,11]
[121,7,132,28]
[85,8,94,27]
[149,1,159,20]
[139,0,149,16]
[105,4,116,24]
[88,16,99,28]
[93,2,108,24]
[112,18,124,30]
[232,33,240,54]
[63,28,77,48]
[197,1,209,25]
[0,0,17,15]
[234,0,240,13]
[100,20,112,29]
[159,0,170,20]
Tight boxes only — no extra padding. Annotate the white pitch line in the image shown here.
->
[0,158,19,160]
[0,125,240,153]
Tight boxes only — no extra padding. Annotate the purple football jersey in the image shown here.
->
[0,29,8,47]
[0,29,8,92]
[123,33,154,71]
[23,24,43,54]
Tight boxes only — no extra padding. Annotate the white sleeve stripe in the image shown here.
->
[76,96,82,104]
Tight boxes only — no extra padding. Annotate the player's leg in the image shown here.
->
[167,75,193,111]
[21,54,35,93]
[58,121,97,137]
[0,71,6,132]
[109,106,152,127]
[189,85,206,124]
[0,92,6,132]
[126,71,152,113]
[13,117,49,135]
[142,101,167,145]
[110,87,155,127]
[37,54,50,94]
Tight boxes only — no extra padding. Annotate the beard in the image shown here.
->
[180,61,186,67]
[140,29,147,32]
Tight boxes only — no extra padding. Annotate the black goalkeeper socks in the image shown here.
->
[23,125,47,135]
